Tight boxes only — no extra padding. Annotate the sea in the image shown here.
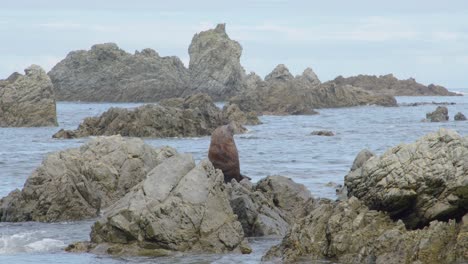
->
[1,89,468,263]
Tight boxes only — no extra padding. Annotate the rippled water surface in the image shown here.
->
[1,91,468,263]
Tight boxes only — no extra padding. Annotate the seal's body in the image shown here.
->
[208,125,243,183]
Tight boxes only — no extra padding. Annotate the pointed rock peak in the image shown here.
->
[24,64,45,76]
[298,67,321,85]
[135,48,160,58]
[214,23,226,33]
[265,64,294,82]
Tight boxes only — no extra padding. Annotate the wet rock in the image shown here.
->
[80,156,249,256]
[0,65,57,127]
[53,94,253,139]
[264,197,468,263]
[310,130,334,136]
[455,112,467,121]
[0,136,177,222]
[48,43,190,102]
[227,176,312,237]
[345,128,468,229]
[183,23,246,101]
[333,74,459,96]
[230,65,396,115]
[426,106,449,122]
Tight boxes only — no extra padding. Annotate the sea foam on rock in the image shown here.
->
[0,65,57,127]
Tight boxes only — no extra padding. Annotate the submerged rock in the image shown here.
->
[455,112,467,121]
[333,74,459,96]
[426,106,449,122]
[0,136,177,222]
[0,65,57,127]
[53,93,253,139]
[310,130,334,136]
[74,156,249,256]
[345,128,468,229]
[48,43,189,102]
[264,197,468,263]
[183,23,246,101]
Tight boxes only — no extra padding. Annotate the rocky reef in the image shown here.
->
[333,74,459,96]
[0,65,57,127]
[48,43,190,102]
[230,65,397,115]
[0,136,176,222]
[426,106,449,122]
[53,93,258,139]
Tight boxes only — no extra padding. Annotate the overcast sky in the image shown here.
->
[1,0,467,88]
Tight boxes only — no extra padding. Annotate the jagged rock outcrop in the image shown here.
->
[350,149,375,171]
[310,130,334,136]
[53,94,253,139]
[69,156,250,256]
[48,43,190,102]
[333,74,459,96]
[0,65,57,127]
[0,136,177,222]
[345,129,468,229]
[228,176,312,237]
[230,65,396,115]
[426,106,449,122]
[222,103,261,126]
[264,197,468,263]
[455,112,467,121]
[183,24,246,101]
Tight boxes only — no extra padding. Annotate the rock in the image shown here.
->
[230,65,396,115]
[80,156,249,256]
[48,43,190,102]
[183,23,246,101]
[0,136,177,222]
[399,101,456,107]
[0,65,57,127]
[350,149,375,171]
[455,112,467,121]
[426,106,449,122]
[263,197,468,263]
[310,130,334,136]
[333,74,459,96]
[227,176,312,237]
[53,93,254,139]
[345,128,468,229]
[222,103,261,126]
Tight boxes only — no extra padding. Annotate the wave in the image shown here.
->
[450,90,468,95]
[0,231,65,254]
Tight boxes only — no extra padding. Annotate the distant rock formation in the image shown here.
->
[183,23,246,100]
[0,136,177,222]
[455,112,467,121]
[53,93,258,139]
[333,74,459,96]
[310,130,335,136]
[230,65,396,115]
[48,43,189,102]
[426,106,449,122]
[0,65,57,127]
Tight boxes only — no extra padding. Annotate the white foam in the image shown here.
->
[0,231,65,254]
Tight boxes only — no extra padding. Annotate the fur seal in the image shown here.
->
[208,124,244,183]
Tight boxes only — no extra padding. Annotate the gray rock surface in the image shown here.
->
[183,24,246,101]
[455,112,467,121]
[264,197,468,263]
[74,156,249,256]
[345,128,468,228]
[227,176,312,237]
[350,149,375,171]
[310,130,334,136]
[0,136,177,222]
[333,74,459,96]
[53,93,253,139]
[0,65,57,127]
[230,65,397,115]
[426,106,449,122]
[48,43,189,102]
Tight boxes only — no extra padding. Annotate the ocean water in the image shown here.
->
[1,91,468,263]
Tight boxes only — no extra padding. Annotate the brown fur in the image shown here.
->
[208,124,243,183]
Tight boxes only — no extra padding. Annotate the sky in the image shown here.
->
[1,0,467,88]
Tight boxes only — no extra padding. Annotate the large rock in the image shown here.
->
[0,136,176,222]
[264,197,468,263]
[333,74,459,96]
[230,65,396,115]
[426,106,449,122]
[0,65,57,127]
[53,93,252,139]
[455,112,467,121]
[73,156,249,256]
[48,43,189,102]
[345,129,468,229]
[227,176,312,237]
[183,24,246,101]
